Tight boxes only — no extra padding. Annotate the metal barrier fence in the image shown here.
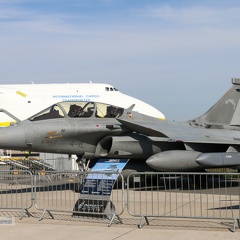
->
[127,172,240,231]
[0,170,34,219]
[34,171,125,226]
[1,169,240,231]
[0,169,125,226]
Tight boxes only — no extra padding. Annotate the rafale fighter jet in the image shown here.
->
[0,78,240,172]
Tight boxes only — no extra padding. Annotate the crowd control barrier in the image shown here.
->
[34,171,125,226]
[1,169,240,232]
[0,170,34,219]
[127,172,240,231]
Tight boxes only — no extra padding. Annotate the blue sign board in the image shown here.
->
[81,158,129,196]
[73,158,129,218]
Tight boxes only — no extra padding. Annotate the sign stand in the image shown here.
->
[73,158,128,226]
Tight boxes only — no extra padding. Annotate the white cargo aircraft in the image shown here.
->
[0,83,165,126]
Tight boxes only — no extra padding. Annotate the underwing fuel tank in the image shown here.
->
[196,152,240,168]
[146,150,202,171]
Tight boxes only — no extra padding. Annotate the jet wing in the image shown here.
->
[117,118,169,138]
[117,118,240,145]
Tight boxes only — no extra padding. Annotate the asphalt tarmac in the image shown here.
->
[0,209,239,240]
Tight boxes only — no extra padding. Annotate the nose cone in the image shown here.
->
[119,93,165,120]
[145,106,165,120]
[146,152,168,171]
[0,124,27,151]
[134,101,165,120]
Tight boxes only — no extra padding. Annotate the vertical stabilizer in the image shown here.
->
[190,79,240,127]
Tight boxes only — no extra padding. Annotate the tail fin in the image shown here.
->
[190,78,240,127]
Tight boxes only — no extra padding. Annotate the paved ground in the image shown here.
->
[0,210,239,240]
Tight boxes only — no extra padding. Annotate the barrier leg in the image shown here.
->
[39,210,54,221]
[108,214,122,227]
[19,209,33,220]
[138,216,149,229]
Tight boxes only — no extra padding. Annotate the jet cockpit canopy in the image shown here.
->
[29,101,124,121]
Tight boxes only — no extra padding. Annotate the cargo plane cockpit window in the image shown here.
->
[105,87,119,92]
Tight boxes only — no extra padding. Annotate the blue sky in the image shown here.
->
[1,0,240,121]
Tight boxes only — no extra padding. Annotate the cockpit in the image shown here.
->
[105,86,118,91]
[29,101,124,121]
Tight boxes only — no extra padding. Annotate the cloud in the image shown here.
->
[133,5,240,27]
[0,2,240,120]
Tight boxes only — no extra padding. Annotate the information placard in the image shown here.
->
[73,158,128,218]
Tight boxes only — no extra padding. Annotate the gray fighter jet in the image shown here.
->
[1,79,240,172]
